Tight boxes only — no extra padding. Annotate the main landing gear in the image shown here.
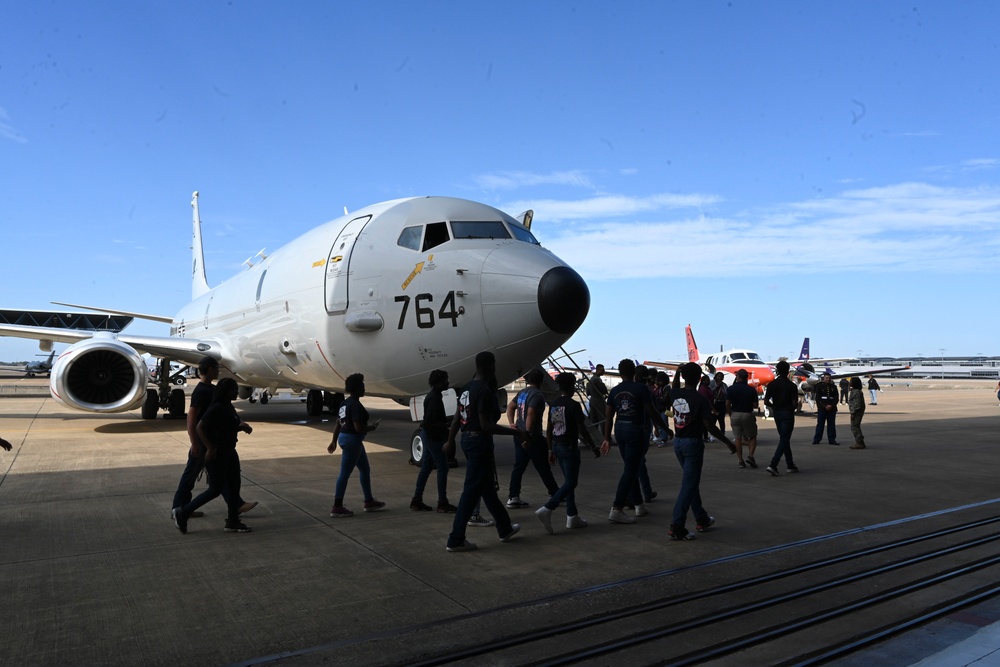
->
[305,389,343,417]
[142,358,186,420]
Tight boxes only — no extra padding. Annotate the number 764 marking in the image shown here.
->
[395,291,460,329]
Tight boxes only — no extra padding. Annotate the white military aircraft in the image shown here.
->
[0,193,590,422]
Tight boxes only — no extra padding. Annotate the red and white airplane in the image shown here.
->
[645,325,773,393]
[646,326,908,397]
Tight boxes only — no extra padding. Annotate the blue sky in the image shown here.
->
[1,2,998,365]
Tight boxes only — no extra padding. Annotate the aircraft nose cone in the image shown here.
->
[537,266,589,335]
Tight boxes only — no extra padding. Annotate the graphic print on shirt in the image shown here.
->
[613,390,638,419]
[338,403,349,429]
[458,390,471,426]
[550,405,567,437]
[672,397,692,431]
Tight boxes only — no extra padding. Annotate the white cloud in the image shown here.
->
[534,183,1000,280]
[505,193,721,222]
[0,106,27,144]
[474,170,594,190]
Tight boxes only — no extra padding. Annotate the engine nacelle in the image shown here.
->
[50,335,149,413]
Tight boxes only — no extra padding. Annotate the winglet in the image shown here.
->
[191,191,211,300]
[685,324,700,363]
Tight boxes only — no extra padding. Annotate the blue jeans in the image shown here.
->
[638,425,653,498]
[771,409,796,468]
[335,433,373,503]
[508,433,559,499]
[182,449,242,524]
[870,389,878,404]
[173,446,244,510]
[613,421,647,508]
[448,434,513,548]
[172,450,205,509]
[813,409,837,443]
[414,429,449,501]
[546,442,580,516]
[671,437,710,529]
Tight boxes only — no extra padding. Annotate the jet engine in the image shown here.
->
[49,335,149,413]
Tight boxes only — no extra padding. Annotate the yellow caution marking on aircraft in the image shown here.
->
[402,261,425,290]
[312,259,327,268]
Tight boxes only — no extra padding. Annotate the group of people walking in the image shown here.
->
[164,353,879,547]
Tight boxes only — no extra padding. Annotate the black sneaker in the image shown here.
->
[787,465,800,473]
[224,521,252,533]
[746,456,758,469]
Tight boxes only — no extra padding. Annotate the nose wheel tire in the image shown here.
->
[410,429,424,465]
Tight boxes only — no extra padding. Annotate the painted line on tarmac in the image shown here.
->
[225,497,1000,667]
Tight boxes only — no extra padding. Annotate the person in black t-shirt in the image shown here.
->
[763,360,800,475]
[445,351,523,552]
[171,356,256,521]
[726,369,759,468]
[604,359,671,525]
[534,372,606,534]
[173,378,253,534]
[328,373,384,518]
[411,370,456,513]
[668,363,735,541]
[505,368,560,509]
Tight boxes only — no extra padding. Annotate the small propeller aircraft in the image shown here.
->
[646,327,908,401]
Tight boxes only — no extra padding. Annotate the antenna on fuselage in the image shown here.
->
[242,248,268,269]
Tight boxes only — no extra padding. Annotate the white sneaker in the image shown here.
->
[535,506,554,534]
[567,514,588,529]
[608,508,636,524]
[635,503,649,517]
[506,496,529,508]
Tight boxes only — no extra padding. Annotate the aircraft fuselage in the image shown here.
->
[172,197,589,398]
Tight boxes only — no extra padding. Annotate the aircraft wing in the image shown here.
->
[0,324,218,366]
[643,359,687,371]
[796,363,910,380]
[50,302,174,324]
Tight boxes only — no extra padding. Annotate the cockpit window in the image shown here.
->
[423,221,450,251]
[397,226,422,251]
[508,222,539,245]
[451,221,511,240]
[731,352,746,361]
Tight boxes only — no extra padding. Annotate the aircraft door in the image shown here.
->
[325,215,372,314]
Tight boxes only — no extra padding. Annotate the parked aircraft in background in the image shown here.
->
[0,192,589,420]
[645,327,909,406]
[645,325,775,393]
[790,336,909,392]
[0,351,58,377]
[24,351,56,377]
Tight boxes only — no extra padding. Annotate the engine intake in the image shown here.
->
[50,335,149,413]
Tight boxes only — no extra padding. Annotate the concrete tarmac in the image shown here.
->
[1,380,998,666]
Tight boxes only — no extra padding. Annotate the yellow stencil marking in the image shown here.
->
[402,261,425,290]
